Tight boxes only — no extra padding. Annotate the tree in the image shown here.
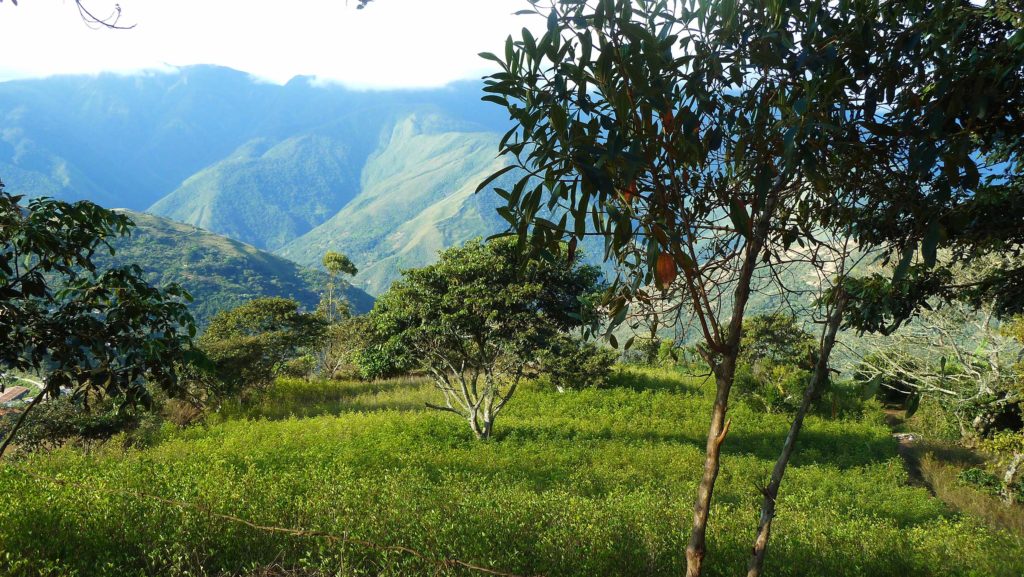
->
[480,2,902,573]
[316,315,372,380]
[199,297,325,399]
[739,314,816,371]
[537,334,617,392]
[1,184,196,456]
[851,255,1024,438]
[366,238,600,439]
[479,1,1023,573]
[318,251,358,324]
[837,0,1024,330]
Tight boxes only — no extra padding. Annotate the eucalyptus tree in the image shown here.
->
[319,251,358,324]
[478,1,922,573]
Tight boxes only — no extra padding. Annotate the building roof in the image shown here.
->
[0,386,30,404]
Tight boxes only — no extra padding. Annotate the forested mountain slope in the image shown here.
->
[98,210,373,326]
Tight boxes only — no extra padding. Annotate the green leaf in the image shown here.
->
[728,197,750,239]
[905,393,921,418]
[894,246,913,282]
[475,165,517,194]
[921,221,940,268]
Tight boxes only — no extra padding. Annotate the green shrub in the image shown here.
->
[9,396,141,453]
[958,467,1003,496]
[906,396,962,442]
[538,335,617,391]
[734,362,811,413]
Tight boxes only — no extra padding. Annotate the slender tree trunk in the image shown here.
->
[746,293,846,577]
[0,389,45,458]
[686,357,739,577]
[685,214,770,577]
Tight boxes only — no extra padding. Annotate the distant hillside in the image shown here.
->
[0,66,509,209]
[277,114,511,295]
[0,66,555,296]
[149,135,361,251]
[97,210,373,327]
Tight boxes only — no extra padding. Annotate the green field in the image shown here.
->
[1,369,1021,577]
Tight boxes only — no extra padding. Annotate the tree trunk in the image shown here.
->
[685,360,738,577]
[746,294,846,577]
[0,389,45,458]
[685,200,775,577]
[1003,452,1023,505]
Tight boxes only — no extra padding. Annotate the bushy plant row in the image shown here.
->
[1,370,1021,577]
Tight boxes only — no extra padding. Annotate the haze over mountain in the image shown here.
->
[0,65,520,295]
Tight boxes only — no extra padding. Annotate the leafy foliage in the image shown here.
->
[6,396,141,453]
[1,371,1022,576]
[739,315,816,371]
[317,251,358,324]
[366,237,601,438]
[1,186,196,443]
[537,335,617,392]
[198,298,326,398]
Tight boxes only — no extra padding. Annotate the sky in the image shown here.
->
[0,0,540,88]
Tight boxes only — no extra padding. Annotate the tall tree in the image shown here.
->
[1,183,196,455]
[319,251,358,324]
[199,297,326,398]
[478,0,1022,574]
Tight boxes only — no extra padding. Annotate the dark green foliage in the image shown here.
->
[354,337,415,381]
[738,315,816,371]
[366,237,601,438]
[8,396,139,453]
[732,315,817,413]
[0,186,196,437]
[538,335,617,391]
[958,468,1004,497]
[733,364,811,415]
[836,2,1024,327]
[199,298,326,398]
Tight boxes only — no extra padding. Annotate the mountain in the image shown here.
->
[277,114,511,294]
[0,66,534,296]
[148,135,361,251]
[96,210,374,327]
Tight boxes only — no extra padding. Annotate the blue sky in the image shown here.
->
[0,0,539,88]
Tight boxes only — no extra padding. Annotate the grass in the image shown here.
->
[1,368,1022,577]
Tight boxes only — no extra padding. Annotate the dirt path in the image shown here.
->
[883,408,930,490]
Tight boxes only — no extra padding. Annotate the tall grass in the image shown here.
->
[1,369,1021,577]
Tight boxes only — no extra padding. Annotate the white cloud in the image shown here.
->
[0,0,545,88]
